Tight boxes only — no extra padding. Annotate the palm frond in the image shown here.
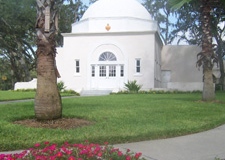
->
[168,0,192,9]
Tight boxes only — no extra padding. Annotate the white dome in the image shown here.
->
[81,0,152,21]
[71,0,158,33]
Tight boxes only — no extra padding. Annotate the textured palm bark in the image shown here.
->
[35,52,62,120]
[200,0,215,101]
[202,66,214,101]
[35,0,62,120]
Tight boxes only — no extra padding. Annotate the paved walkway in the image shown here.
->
[115,124,225,160]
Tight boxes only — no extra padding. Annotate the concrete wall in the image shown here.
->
[161,45,203,91]
[57,31,158,92]
[14,79,37,90]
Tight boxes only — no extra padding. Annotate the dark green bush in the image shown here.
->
[57,81,66,91]
[15,89,36,92]
[124,80,142,93]
[62,89,80,96]
[113,89,202,95]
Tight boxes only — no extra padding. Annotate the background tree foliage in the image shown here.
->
[57,0,87,46]
[211,4,225,90]
[0,0,36,89]
[0,0,86,90]
[170,0,225,90]
[168,0,225,100]
[143,0,225,91]
[143,0,176,44]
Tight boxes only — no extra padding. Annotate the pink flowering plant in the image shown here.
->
[0,141,145,160]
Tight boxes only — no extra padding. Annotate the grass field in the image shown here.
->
[0,91,225,151]
[0,90,77,101]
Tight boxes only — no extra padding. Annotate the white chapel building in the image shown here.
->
[14,0,220,94]
[55,0,208,93]
[16,0,221,92]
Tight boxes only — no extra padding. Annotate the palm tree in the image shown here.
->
[169,0,220,101]
[35,0,62,120]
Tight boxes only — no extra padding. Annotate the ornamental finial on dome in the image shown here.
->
[105,24,111,31]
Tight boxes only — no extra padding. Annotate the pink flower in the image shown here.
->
[56,151,63,157]
[104,142,109,145]
[50,156,57,160]
[35,155,45,160]
[34,143,40,147]
[68,156,76,160]
[97,152,102,157]
[126,155,132,160]
[135,152,142,159]
[79,149,88,155]
[49,144,57,151]
[66,150,73,155]
[118,151,123,156]
[0,141,144,160]
[44,141,50,145]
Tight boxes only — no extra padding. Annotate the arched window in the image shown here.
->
[99,52,117,61]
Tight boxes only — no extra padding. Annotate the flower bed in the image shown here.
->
[0,141,145,160]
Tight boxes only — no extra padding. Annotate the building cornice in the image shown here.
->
[62,30,158,37]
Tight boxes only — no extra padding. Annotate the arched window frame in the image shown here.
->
[99,52,117,61]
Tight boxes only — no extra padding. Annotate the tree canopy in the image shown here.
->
[144,0,225,91]
[0,0,87,90]
[143,0,176,44]
[0,0,37,88]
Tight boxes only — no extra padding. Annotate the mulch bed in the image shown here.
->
[13,118,93,130]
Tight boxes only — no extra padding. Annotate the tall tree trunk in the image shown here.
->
[200,0,215,101]
[202,66,214,100]
[215,36,225,90]
[35,0,62,120]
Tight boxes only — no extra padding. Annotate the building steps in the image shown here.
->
[80,90,112,96]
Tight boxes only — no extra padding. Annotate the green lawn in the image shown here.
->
[0,92,225,151]
[0,90,77,101]
[0,91,36,101]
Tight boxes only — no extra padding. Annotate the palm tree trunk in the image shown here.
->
[35,52,62,120]
[202,66,214,100]
[200,0,215,101]
[214,36,225,90]
[35,0,62,120]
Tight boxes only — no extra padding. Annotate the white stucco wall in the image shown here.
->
[154,34,163,88]
[56,31,158,92]
[72,18,159,33]
[55,0,162,92]
[14,79,37,90]
[161,45,203,91]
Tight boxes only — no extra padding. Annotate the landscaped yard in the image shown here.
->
[0,90,77,101]
[0,91,225,151]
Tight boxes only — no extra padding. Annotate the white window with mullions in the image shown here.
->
[99,66,106,77]
[91,65,95,77]
[136,59,141,73]
[75,59,80,74]
[120,65,124,77]
[99,52,117,61]
[109,65,116,77]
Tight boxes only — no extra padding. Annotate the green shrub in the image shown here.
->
[57,81,66,91]
[15,89,36,92]
[62,89,80,96]
[124,80,142,93]
[113,89,202,95]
